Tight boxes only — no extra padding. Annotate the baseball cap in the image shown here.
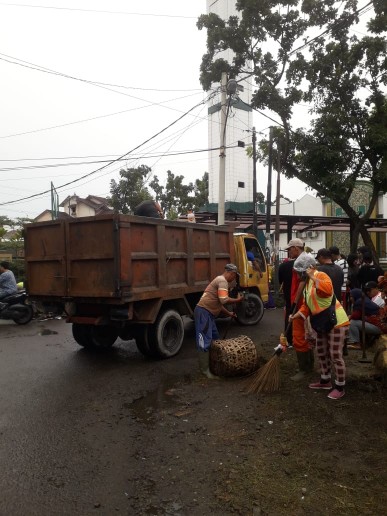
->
[364,281,378,290]
[284,238,304,250]
[225,263,239,275]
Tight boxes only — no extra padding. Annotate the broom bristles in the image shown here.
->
[244,354,281,393]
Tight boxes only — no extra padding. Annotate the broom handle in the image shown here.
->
[284,279,306,337]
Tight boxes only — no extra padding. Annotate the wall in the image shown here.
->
[206,0,253,204]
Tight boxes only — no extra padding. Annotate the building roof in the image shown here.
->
[34,210,72,222]
[194,211,387,235]
[60,194,112,212]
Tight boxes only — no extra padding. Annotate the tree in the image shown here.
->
[192,172,209,212]
[150,170,194,220]
[109,165,153,214]
[198,1,387,255]
[109,166,209,219]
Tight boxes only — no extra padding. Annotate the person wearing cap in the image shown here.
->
[289,254,349,400]
[364,281,385,308]
[281,238,314,380]
[194,264,244,379]
[315,248,344,301]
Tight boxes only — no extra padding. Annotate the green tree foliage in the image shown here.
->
[150,171,209,219]
[192,172,210,213]
[109,165,153,214]
[109,166,209,219]
[198,1,387,254]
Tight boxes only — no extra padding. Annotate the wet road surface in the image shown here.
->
[0,311,282,515]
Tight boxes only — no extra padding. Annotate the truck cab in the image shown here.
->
[232,233,269,325]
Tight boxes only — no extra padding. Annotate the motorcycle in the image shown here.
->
[0,290,34,325]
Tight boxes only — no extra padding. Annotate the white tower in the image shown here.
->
[206,0,253,205]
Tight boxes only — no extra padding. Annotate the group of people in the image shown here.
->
[279,239,387,399]
[124,200,387,398]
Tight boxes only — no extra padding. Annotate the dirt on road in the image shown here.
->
[122,309,387,516]
[1,309,386,516]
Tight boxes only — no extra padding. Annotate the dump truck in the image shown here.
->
[24,214,268,358]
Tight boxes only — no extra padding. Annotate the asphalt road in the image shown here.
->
[0,311,283,515]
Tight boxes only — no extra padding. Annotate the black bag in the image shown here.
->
[310,296,337,334]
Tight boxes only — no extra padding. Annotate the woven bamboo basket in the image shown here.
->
[210,335,259,377]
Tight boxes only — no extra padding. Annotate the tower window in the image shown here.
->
[238,181,245,188]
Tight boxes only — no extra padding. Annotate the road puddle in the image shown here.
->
[126,375,192,425]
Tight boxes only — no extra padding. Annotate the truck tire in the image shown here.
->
[236,293,264,326]
[148,309,184,359]
[72,324,94,348]
[72,324,118,349]
[134,326,159,358]
[90,326,118,348]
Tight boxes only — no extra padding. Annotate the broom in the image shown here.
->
[244,280,306,394]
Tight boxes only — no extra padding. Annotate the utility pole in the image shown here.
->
[274,144,281,294]
[218,72,228,226]
[265,126,273,260]
[252,127,257,237]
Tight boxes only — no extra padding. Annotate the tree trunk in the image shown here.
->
[351,219,379,265]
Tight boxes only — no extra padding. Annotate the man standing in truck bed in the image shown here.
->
[194,264,244,379]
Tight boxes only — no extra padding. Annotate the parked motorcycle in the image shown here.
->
[0,290,34,325]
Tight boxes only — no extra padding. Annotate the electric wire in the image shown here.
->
[0,3,198,19]
[0,93,216,206]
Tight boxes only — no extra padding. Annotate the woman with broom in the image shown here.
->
[289,254,349,400]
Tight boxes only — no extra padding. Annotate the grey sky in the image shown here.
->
[0,0,309,220]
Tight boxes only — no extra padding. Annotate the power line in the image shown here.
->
[0,3,198,19]
[236,1,374,86]
[0,95,215,206]
[0,52,203,109]
[0,88,204,139]
[0,52,201,93]
[0,146,224,173]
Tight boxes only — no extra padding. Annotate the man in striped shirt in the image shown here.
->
[329,246,348,310]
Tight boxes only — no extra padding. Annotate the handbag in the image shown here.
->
[310,295,337,333]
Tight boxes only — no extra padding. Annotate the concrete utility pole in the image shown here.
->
[252,127,258,237]
[265,126,274,259]
[274,145,281,294]
[218,72,228,226]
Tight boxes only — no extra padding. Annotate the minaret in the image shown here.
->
[206,0,253,205]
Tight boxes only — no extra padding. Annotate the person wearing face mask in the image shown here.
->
[289,254,349,400]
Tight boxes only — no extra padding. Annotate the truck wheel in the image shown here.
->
[90,326,118,348]
[236,293,264,326]
[72,324,117,349]
[134,326,158,358]
[149,309,184,359]
[72,324,94,348]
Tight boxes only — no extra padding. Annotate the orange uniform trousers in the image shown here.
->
[292,316,310,353]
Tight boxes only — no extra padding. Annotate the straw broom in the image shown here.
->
[244,280,306,394]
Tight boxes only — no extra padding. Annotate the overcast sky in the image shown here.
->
[0,0,310,221]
